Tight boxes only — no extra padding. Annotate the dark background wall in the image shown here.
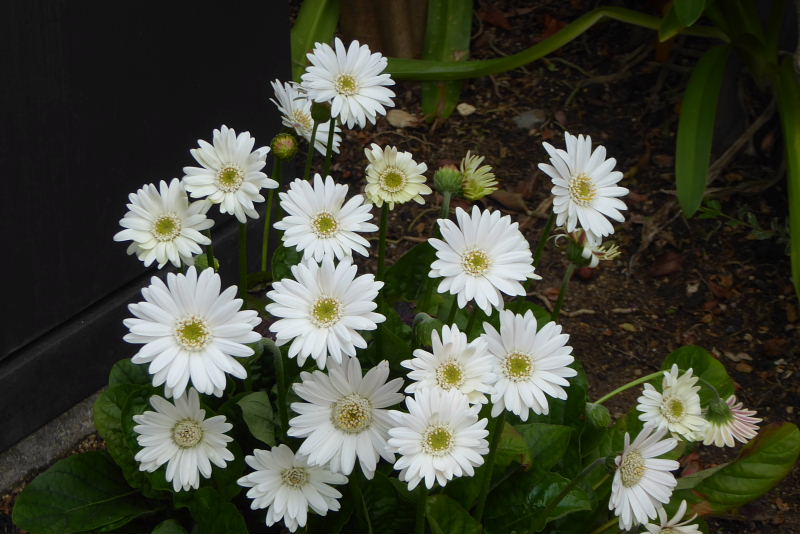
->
[0,1,291,450]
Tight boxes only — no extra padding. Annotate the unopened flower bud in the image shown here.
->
[194,253,219,272]
[585,402,612,428]
[310,101,332,123]
[433,165,463,194]
[271,132,299,161]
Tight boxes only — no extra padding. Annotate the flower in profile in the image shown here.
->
[133,388,234,492]
[481,310,576,420]
[388,388,489,490]
[429,206,538,315]
[301,38,395,129]
[569,229,621,268]
[273,174,378,262]
[270,80,341,155]
[402,324,494,405]
[124,266,262,399]
[266,257,385,368]
[114,179,213,269]
[182,125,277,223]
[702,395,761,447]
[538,132,629,238]
[641,500,702,534]
[610,426,679,530]
[238,444,348,533]
[288,359,404,479]
[364,144,430,209]
[460,151,498,200]
[637,365,707,441]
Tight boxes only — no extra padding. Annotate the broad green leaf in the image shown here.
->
[12,451,150,534]
[271,244,303,282]
[495,422,533,471]
[237,391,277,446]
[290,0,340,81]
[658,6,685,41]
[152,519,188,533]
[187,487,248,534]
[426,494,481,534]
[674,0,706,27]
[516,423,573,471]
[662,345,734,404]
[383,242,436,302]
[109,358,152,387]
[412,312,444,347]
[776,57,800,299]
[676,45,732,216]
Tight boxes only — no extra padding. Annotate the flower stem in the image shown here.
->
[415,485,427,534]
[541,457,605,528]
[323,117,336,176]
[551,262,576,321]
[444,296,459,325]
[440,191,452,219]
[593,371,664,405]
[464,306,482,339]
[261,159,283,273]
[303,120,320,180]
[474,411,506,523]
[238,223,248,299]
[377,204,390,280]
[590,516,619,534]
[275,348,289,441]
[204,229,216,272]
[533,212,555,267]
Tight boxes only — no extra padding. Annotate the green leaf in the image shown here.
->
[194,252,219,272]
[290,0,340,81]
[658,6,686,41]
[355,472,414,534]
[515,423,574,471]
[426,494,481,534]
[151,518,188,533]
[676,45,732,216]
[237,391,277,446]
[109,358,152,387]
[662,345,734,405]
[383,242,436,301]
[674,0,706,27]
[412,313,444,347]
[187,487,249,534]
[12,451,150,534]
[495,422,533,471]
[271,244,303,282]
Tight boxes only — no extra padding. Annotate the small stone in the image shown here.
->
[512,109,547,129]
[619,323,638,332]
[735,362,753,373]
[456,103,477,116]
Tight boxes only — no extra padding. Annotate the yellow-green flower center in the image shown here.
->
[331,393,372,433]
[503,352,534,382]
[379,168,408,193]
[281,466,309,488]
[664,397,685,423]
[310,297,342,328]
[335,74,359,96]
[292,110,314,132]
[568,173,597,207]
[620,450,646,487]
[174,316,211,351]
[172,418,204,448]
[217,165,244,192]
[152,214,182,242]
[422,425,454,456]
[311,211,340,238]
[462,249,491,276]
[435,360,465,390]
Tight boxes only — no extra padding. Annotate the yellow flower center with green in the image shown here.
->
[568,173,597,206]
[435,360,465,390]
[422,425,454,456]
[175,316,211,351]
[281,466,309,488]
[217,165,244,192]
[311,212,340,238]
[153,214,181,241]
[503,352,534,382]
[332,393,373,433]
[379,168,408,194]
[311,297,342,328]
[462,249,491,276]
[335,74,359,96]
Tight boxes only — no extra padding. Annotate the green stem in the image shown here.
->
[415,485,427,534]
[377,204,389,280]
[352,471,373,534]
[533,212,555,268]
[540,458,606,529]
[204,229,216,271]
[593,371,664,405]
[323,117,336,176]
[551,262,576,321]
[590,516,619,534]
[238,223,248,299]
[444,296,459,324]
[464,306,482,339]
[440,191,452,219]
[303,120,320,180]
[261,159,283,273]
[275,349,289,441]
[474,411,506,523]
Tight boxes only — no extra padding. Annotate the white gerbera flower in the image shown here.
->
[124,266,262,399]
[270,79,341,155]
[133,388,234,492]
[429,206,538,315]
[114,179,213,269]
[266,257,385,368]
[637,365,707,441]
[288,358,404,478]
[238,444,348,533]
[641,500,702,534]
[481,310,576,420]
[402,324,494,405]
[388,388,489,490]
[301,38,395,129]
[702,395,761,447]
[539,132,629,238]
[273,174,378,262]
[610,426,680,531]
[364,144,431,209]
[182,125,277,223]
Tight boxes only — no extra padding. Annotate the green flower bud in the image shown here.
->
[194,253,219,272]
[433,166,463,194]
[310,101,332,123]
[271,132,299,161]
[585,402,612,428]
[566,237,591,267]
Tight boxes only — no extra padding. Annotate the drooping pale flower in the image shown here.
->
[538,132,629,238]
[481,310,576,420]
[301,38,396,129]
[133,388,234,492]
[114,179,213,269]
[402,324,494,405]
[641,500,703,534]
[570,229,621,268]
[429,206,538,315]
[364,144,431,209]
[388,388,489,490]
[637,365,707,441]
[182,125,277,223]
[702,395,761,447]
[124,266,262,399]
[266,257,385,368]
[273,174,378,262]
[270,80,341,155]
[238,444,348,533]
[288,358,404,479]
[460,151,498,200]
[610,426,680,531]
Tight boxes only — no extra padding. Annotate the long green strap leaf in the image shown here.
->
[675,45,731,216]
[291,0,341,81]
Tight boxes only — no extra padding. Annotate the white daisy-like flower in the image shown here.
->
[538,132,629,238]
[388,388,489,490]
[641,500,702,534]
[702,395,761,447]
[182,125,277,223]
[481,310,577,420]
[238,444,348,533]
[364,144,431,209]
[288,358,404,478]
[637,365,707,441]
[402,324,494,405]
[133,388,234,492]
[114,179,213,269]
[300,38,395,129]
[273,174,378,262]
[610,426,680,531]
[266,257,385,368]
[429,206,538,315]
[270,79,341,155]
[124,266,262,399]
